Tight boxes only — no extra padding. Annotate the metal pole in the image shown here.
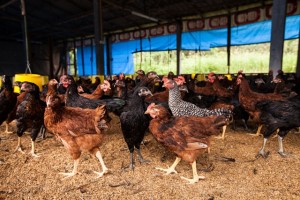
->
[90,38,94,75]
[81,38,85,75]
[73,39,77,77]
[48,37,54,78]
[295,20,300,93]
[106,35,111,75]
[93,0,104,75]
[20,0,31,73]
[227,13,231,74]
[176,20,182,75]
[269,0,287,74]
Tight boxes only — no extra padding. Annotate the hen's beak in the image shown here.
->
[99,119,109,129]
[144,90,153,96]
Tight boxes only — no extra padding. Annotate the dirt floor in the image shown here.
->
[0,115,300,200]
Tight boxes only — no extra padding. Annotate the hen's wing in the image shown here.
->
[256,98,300,128]
[156,116,223,152]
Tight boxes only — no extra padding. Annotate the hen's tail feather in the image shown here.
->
[100,98,126,114]
[213,116,230,128]
[208,108,233,120]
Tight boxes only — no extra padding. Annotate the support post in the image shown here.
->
[106,35,111,75]
[269,0,287,74]
[48,37,54,78]
[295,21,300,93]
[93,0,104,75]
[90,38,94,75]
[227,13,231,74]
[81,37,85,75]
[176,20,182,75]
[20,0,31,73]
[73,39,77,77]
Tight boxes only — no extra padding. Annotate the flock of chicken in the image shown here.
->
[0,70,299,184]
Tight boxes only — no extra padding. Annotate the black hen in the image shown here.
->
[120,87,153,170]
[0,75,18,134]
[255,95,300,158]
[15,82,45,157]
[65,76,125,114]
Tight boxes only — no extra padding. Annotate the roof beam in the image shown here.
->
[0,0,18,9]
[103,0,159,22]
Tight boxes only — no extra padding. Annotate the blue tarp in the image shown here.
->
[76,45,107,76]
[110,34,177,74]
[75,15,300,76]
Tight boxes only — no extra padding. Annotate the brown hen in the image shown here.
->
[79,80,111,99]
[145,103,228,184]
[0,75,18,134]
[44,79,110,178]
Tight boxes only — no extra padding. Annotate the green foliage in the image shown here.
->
[134,39,298,75]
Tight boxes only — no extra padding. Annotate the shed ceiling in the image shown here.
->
[0,0,264,43]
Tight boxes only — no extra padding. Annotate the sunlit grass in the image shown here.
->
[134,39,298,75]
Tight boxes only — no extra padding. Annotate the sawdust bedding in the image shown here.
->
[0,115,300,200]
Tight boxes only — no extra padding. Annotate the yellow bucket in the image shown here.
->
[132,74,138,80]
[196,74,205,81]
[14,74,44,93]
[41,76,49,86]
[224,74,232,81]
[125,75,132,79]
[89,75,105,84]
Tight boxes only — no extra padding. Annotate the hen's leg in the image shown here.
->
[30,140,40,157]
[136,148,150,164]
[254,124,263,136]
[277,129,290,157]
[242,119,249,130]
[181,160,205,184]
[93,151,109,178]
[59,159,79,178]
[5,122,13,134]
[215,125,227,139]
[128,145,135,170]
[30,128,40,157]
[277,136,286,156]
[129,152,134,170]
[271,129,280,139]
[156,157,181,175]
[14,137,25,154]
[256,138,269,158]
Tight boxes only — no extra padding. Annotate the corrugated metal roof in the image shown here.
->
[0,0,264,43]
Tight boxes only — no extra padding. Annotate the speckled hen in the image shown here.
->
[164,78,232,118]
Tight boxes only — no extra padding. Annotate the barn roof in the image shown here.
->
[0,0,263,43]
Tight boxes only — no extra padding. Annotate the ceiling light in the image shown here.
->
[131,11,158,22]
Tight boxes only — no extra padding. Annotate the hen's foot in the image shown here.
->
[255,150,270,159]
[214,135,225,140]
[272,134,278,139]
[278,151,288,157]
[93,168,109,178]
[31,152,40,158]
[138,157,150,164]
[249,133,262,137]
[129,163,135,171]
[180,175,205,184]
[59,172,77,179]
[156,167,178,175]
[14,146,25,154]
[4,131,13,134]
